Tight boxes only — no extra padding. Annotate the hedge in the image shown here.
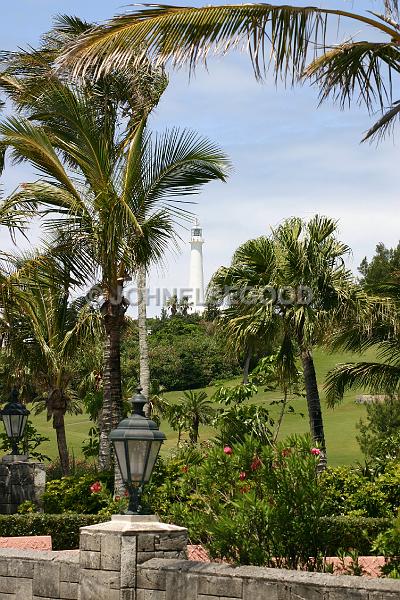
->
[0,513,394,554]
[0,514,109,550]
[320,516,393,555]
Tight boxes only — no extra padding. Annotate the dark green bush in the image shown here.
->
[0,514,108,550]
[42,472,114,514]
[320,516,392,556]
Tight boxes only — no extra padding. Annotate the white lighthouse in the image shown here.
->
[189,219,205,312]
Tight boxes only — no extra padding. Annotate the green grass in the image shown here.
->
[27,347,378,467]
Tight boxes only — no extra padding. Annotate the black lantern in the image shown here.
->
[110,387,166,514]
[0,390,30,455]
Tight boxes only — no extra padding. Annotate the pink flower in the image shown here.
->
[181,465,189,473]
[250,457,262,471]
[239,471,247,481]
[114,495,121,502]
[224,446,233,455]
[90,481,102,494]
[311,448,321,456]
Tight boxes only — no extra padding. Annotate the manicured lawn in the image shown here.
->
[28,347,379,467]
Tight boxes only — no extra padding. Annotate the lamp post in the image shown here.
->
[110,387,166,514]
[0,389,30,457]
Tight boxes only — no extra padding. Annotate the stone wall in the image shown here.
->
[0,516,399,600]
[137,558,400,600]
[0,547,79,600]
[0,461,46,514]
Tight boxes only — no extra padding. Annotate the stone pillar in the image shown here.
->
[79,515,188,600]
[0,460,46,514]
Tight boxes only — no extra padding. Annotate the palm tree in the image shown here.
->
[178,390,215,444]
[0,258,100,474]
[0,80,230,472]
[61,2,400,142]
[209,216,357,461]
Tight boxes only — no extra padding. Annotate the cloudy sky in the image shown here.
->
[1,0,399,315]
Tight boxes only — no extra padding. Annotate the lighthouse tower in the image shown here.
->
[189,219,205,312]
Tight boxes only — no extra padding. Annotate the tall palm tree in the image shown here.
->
[61,2,400,142]
[209,216,357,461]
[0,84,230,470]
[0,258,100,474]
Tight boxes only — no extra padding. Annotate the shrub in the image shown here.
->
[320,516,392,556]
[42,472,114,514]
[320,463,400,518]
[372,511,400,578]
[0,514,108,550]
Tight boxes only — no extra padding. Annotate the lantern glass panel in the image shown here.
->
[114,441,129,480]
[127,440,150,483]
[3,414,25,439]
[144,441,162,483]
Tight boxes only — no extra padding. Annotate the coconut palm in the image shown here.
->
[0,81,230,470]
[209,216,358,461]
[61,2,400,142]
[0,257,100,474]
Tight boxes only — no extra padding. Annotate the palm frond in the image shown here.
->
[325,361,400,406]
[59,3,400,80]
[362,99,400,141]
[304,41,400,111]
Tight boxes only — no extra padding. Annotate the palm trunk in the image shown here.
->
[300,348,327,468]
[242,346,253,384]
[99,295,126,472]
[53,414,69,476]
[137,265,151,416]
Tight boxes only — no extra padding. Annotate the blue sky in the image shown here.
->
[1,1,399,315]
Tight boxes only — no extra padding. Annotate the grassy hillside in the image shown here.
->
[25,347,378,467]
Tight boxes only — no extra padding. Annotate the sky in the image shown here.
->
[1,0,399,316]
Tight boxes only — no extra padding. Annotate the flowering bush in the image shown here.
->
[144,435,327,569]
[42,472,114,514]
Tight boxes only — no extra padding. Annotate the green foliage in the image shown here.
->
[122,316,240,391]
[372,511,400,578]
[0,514,108,550]
[45,458,99,481]
[320,463,400,518]
[41,472,113,514]
[145,435,329,569]
[357,397,400,465]
[359,242,400,290]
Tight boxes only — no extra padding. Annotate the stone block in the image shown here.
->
[60,562,80,584]
[291,583,327,600]
[137,535,155,552]
[120,591,136,600]
[120,536,137,589]
[243,579,279,600]
[154,535,187,552]
[137,552,155,564]
[80,533,101,553]
[80,550,101,570]
[32,561,60,599]
[80,568,120,600]
[165,571,197,600]
[60,581,79,600]
[7,559,34,578]
[368,593,400,600]
[137,567,167,591]
[0,561,8,577]
[198,597,242,600]
[0,593,17,600]
[137,591,166,600]
[326,590,366,600]
[0,577,16,595]
[15,577,33,599]
[101,534,121,571]
[197,574,243,598]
